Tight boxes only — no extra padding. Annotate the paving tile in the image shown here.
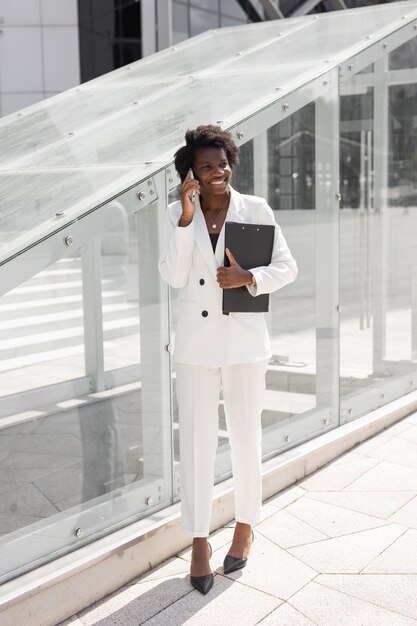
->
[77,572,193,625]
[222,532,317,600]
[288,524,406,573]
[57,616,84,626]
[286,495,389,537]
[344,461,417,491]
[0,467,55,484]
[300,456,379,491]
[0,482,58,517]
[364,529,417,574]
[0,512,42,533]
[290,580,417,626]
[256,509,328,548]
[134,557,190,583]
[317,573,417,620]
[385,418,417,435]
[304,490,416,519]
[258,602,316,625]
[0,451,9,463]
[330,450,371,464]
[399,424,417,445]
[0,451,81,470]
[389,495,417,529]
[265,485,306,510]
[355,432,394,454]
[34,466,83,503]
[142,574,281,626]
[367,437,417,469]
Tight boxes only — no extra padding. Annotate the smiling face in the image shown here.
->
[192,147,232,198]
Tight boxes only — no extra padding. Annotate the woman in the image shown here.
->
[158,125,298,594]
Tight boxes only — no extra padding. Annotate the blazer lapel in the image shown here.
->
[195,187,244,274]
[194,195,218,278]
[215,186,244,267]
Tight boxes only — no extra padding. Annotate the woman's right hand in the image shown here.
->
[179,169,200,224]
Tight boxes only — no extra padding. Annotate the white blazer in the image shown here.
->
[158,187,298,367]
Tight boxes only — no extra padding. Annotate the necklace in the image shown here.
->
[202,204,228,230]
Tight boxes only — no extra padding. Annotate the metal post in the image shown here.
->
[372,57,389,375]
[137,171,172,500]
[141,0,157,57]
[81,236,105,392]
[253,130,269,200]
[315,73,340,422]
[156,0,173,51]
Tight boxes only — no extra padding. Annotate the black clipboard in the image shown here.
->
[222,221,275,313]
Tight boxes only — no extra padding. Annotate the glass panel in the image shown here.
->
[168,81,338,484]
[190,7,219,36]
[0,163,162,264]
[0,181,172,583]
[0,253,85,396]
[259,91,339,455]
[221,16,246,28]
[173,1,189,44]
[339,38,417,421]
[221,0,247,20]
[389,35,417,70]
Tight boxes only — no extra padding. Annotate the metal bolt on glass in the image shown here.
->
[348,64,354,71]
[146,497,153,506]
[137,191,146,201]
[383,41,388,48]
[75,528,83,538]
[147,179,152,186]
[336,193,342,201]
[165,343,172,353]
[282,103,289,112]
[64,235,73,246]
[285,435,290,442]
[237,131,244,140]
[56,211,64,217]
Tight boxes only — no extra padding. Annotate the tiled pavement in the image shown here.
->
[58,411,417,625]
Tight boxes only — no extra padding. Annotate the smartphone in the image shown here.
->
[188,169,196,202]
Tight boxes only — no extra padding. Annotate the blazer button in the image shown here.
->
[202,310,208,317]
[199,278,205,285]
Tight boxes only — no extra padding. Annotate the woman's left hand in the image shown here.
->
[217,248,253,289]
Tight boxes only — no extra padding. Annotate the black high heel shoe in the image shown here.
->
[223,529,254,575]
[190,542,214,595]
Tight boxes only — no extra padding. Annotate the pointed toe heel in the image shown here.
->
[190,573,214,595]
[223,529,254,575]
[190,541,214,595]
[223,554,247,575]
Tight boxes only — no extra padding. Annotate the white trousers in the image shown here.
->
[175,360,268,537]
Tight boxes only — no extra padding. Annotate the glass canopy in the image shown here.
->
[0,0,416,264]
